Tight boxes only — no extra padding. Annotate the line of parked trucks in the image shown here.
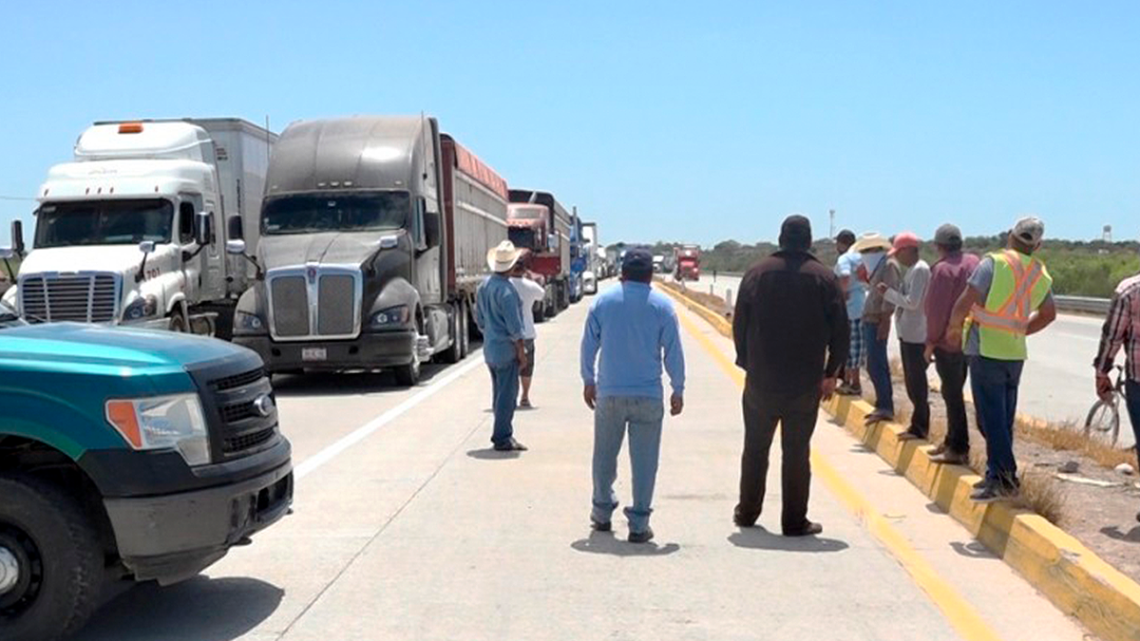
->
[0,115,605,640]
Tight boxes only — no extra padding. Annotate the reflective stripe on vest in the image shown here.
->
[967,250,1050,359]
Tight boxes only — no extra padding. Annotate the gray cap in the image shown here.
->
[934,223,962,246]
[1012,216,1045,245]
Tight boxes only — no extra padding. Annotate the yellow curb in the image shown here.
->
[658,283,1140,641]
[658,282,733,336]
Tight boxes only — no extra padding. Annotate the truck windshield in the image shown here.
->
[262,192,410,235]
[509,206,546,221]
[35,199,174,248]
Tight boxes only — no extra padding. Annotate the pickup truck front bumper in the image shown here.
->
[103,461,293,585]
[234,331,416,372]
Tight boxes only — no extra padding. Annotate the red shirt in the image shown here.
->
[924,251,980,352]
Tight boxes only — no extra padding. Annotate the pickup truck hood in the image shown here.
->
[18,245,172,281]
[259,232,394,271]
[0,323,244,372]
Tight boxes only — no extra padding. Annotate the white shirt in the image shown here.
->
[511,276,546,340]
[884,259,930,344]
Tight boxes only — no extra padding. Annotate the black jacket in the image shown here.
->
[733,250,849,396]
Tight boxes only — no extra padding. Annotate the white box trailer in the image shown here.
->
[2,118,277,338]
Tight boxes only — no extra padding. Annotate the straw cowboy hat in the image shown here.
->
[487,240,523,273]
[851,232,892,253]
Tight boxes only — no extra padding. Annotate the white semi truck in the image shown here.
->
[2,118,276,338]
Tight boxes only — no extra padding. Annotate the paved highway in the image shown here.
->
[71,282,1087,641]
[702,273,1134,447]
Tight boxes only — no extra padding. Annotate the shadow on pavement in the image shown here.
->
[1100,525,1140,543]
[75,576,283,641]
[466,448,521,460]
[727,528,849,553]
[272,364,448,398]
[570,531,681,557]
[950,541,996,559]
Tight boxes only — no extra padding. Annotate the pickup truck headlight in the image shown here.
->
[370,305,410,329]
[105,394,211,466]
[122,295,158,321]
[235,310,266,331]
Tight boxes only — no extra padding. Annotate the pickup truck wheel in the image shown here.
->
[0,475,103,641]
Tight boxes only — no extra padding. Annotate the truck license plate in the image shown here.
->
[301,347,327,362]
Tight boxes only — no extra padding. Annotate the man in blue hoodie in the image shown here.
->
[581,248,686,544]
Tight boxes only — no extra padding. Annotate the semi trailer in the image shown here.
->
[2,119,276,339]
[230,116,508,385]
[507,189,572,321]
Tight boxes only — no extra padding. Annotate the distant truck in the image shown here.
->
[2,119,276,339]
[0,301,292,641]
[580,221,600,287]
[230,116,507,385]
[507,189,572,321]
[674,244,701,281]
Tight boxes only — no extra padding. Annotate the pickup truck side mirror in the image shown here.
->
[195,211,214,246]
[10,220,24,257]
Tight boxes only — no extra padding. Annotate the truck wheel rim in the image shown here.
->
[0,528,43,616]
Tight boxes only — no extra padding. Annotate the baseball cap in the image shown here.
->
[1012,216,1045,245]
[888,231,920,256]
[622,248,654,276]
[934,224,962,247]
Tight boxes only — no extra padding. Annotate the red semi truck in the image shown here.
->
[674,244,701,281]
[507,189,572,321]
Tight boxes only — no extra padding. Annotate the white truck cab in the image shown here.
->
[2,119,275,337]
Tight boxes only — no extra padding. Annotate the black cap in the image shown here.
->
[779,215,813,251]
[836,229,856,246]
[622,248,654,277]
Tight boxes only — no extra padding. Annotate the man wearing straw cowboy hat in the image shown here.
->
[476,240,531,452]
[852,232,900,425]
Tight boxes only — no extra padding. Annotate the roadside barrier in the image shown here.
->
[656,283,1140,641]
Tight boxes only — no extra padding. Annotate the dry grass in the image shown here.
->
[1015,419,1137,471]
[1011,469,1068,526]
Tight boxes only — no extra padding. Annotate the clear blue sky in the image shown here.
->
[1,0,1138,247]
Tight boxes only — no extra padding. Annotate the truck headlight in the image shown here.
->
[235,310,265,331]
[105,394,211,466]
[122,295,158,321]
[370,305,410,329]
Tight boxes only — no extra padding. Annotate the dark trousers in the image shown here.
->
[737,384,820,531]
[933,348,971,453]
[970,356,1024,487]
[899,341,930,437]
[1127,380,1140,458]
[863,322,893,414]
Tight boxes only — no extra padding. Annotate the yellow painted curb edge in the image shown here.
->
[657,283,1140,641]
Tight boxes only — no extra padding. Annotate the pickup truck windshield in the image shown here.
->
[262,192,410,235]
[35,199,174,248]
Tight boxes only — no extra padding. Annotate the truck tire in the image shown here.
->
[168,310,188,333]
[0,475,103,641]
[458,301,470,359]
[441,303,463,364]
[393,356,421,386]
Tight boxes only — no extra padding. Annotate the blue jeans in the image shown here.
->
[592,396,665,533]
[1127,380,1140,457]
[863,321,893,414]
[970,356,1024,487]
[490,360,520,446]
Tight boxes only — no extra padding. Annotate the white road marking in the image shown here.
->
[294,350,487,479]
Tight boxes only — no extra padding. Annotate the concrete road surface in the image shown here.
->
[74,281,1089,641]
[703,273,1134,447]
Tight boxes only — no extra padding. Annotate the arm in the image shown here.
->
[1026,295,1056,336]
[883,265,929,311]
[580,305,601,409]
[733,272,753,368]
[661,306,686,415]
[501,288,528,368]
[945,285,982,346]
[1094,291,1130,373]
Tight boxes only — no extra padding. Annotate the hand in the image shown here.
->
[670,394,684,416]
[877,319,891,341]
[946,326,962,347]
[583,385,597,410]
[876,282,889,295]
[923,344,935,364]
[1096,373,1114,402]
[820,377,838,401]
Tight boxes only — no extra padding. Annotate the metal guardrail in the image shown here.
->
[1054,295,1111,315]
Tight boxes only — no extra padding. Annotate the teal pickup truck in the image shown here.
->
[0,300,293,640]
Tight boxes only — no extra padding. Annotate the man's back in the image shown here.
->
[734,251,848,396]
[580,282,684,400]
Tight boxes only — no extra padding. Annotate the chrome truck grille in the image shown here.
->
[19,273,121,323]
[266,266,362,341]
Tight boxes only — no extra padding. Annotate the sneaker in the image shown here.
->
[972,478,987,490]
[628,527,655,544]
[783,520,823,537]
[929,450,969,465]
[971,482,1018,503]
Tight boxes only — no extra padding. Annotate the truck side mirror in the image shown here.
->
[195,211,214,246]
[138,241,156,255]
[135,241,155,283]
[227,216,244,242]
[548,234,557,249]
[11,220,24,257]
[226,239,247,255]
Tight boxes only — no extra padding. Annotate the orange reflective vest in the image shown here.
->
[966,250,1052,361]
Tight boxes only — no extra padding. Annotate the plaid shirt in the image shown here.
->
[1094,273,1140,382]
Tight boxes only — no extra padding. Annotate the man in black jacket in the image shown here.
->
[732,215,849,536]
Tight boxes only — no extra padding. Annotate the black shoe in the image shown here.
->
[971,482,1018,503]
[783,521,823,537]
[498,438,527,451]
[628,527,655,544]
[972,478,987,490]
[733,506,758,528]
[591,518,612,532]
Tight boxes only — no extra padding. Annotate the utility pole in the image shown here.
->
[829,209,836,239]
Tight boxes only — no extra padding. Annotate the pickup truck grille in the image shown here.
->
[19,273,120,323]
[266,267,362,341]
[204,366,280,459]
